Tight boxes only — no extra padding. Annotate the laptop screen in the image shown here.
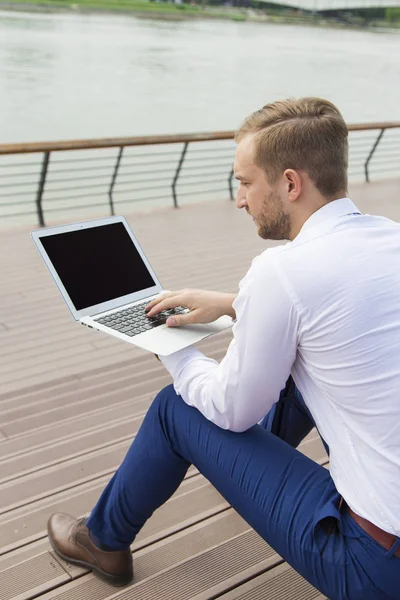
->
[40,222,156,311]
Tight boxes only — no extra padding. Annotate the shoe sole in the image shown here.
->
[48,535,133,587]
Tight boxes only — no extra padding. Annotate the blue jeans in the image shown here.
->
[86,380,400,600]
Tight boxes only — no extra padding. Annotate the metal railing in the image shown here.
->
[0,122,399,227]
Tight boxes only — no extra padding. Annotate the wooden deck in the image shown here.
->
[1,177,399,600]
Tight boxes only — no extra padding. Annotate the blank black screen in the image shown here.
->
[40,222,156,311]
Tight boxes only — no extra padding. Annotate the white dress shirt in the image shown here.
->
[160,198,400,537]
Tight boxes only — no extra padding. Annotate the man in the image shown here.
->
[48,98,400,599]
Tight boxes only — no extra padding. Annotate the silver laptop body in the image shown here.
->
[31,216,232,356]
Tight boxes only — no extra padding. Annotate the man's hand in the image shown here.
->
[145,289,236,327]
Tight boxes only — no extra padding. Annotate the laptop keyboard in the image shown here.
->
[93,301,189,338]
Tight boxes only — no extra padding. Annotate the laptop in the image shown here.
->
[31,216,233,356]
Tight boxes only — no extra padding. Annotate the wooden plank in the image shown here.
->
[33,512,278,600]
[0,407,319,478]
[0,414,144,485]
[0,433,325,559]
[0,367,160,425]
[300,436,327,463]
[218,562,325,600]
[0,440,137,514]
[0,334,232,438]
[0,418,325,514]
[0,201,263,393]
[0,416,323,486]
[0,456,330,599]
[0,179,397,600]
[0,332,230,397]
[0,373,80,404]
[0,552,69,600]
[0,331,231,403]
[0,538,49,572]
[0,394,150,461]
[0,337,229,438]
[0,474,226,555]
[1,378,164,438]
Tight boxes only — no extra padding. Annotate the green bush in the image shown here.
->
[386,7,400,21]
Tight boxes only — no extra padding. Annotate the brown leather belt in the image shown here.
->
[345,505,400,558]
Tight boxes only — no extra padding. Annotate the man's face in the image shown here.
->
[234,135,291,241]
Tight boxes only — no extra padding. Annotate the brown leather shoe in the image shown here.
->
[47,513,133,587]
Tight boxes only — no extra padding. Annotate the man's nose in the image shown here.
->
[236,190,247,210]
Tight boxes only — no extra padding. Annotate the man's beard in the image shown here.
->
[255,190,291,241]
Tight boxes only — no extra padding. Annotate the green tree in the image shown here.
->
[386,7,400,22]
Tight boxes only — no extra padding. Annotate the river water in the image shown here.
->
[1,9,400,144]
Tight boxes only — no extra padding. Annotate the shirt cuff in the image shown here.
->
[159,346,204,379]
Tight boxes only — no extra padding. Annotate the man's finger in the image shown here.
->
[145,292,178,314]
[166,310,198,327]
[146,295,184,317]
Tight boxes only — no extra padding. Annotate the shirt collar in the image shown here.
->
[296,197,361,239]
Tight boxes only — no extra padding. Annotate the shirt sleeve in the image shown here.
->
[159,251,300,432]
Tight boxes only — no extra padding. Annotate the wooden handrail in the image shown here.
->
[347,122,400,132]
[0,131,236,156]
[1,122,399,156]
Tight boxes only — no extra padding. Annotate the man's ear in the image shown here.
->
[283,169,303,202]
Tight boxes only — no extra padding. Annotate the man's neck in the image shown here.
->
[289,191,347,240]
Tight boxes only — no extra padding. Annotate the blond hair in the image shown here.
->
[235,97,348,198]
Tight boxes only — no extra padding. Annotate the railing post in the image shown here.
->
[364,128,385,183]
[172,142,189,208]
[36,151,50,227]
[109,146,124,216]
[228,167,234,201]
